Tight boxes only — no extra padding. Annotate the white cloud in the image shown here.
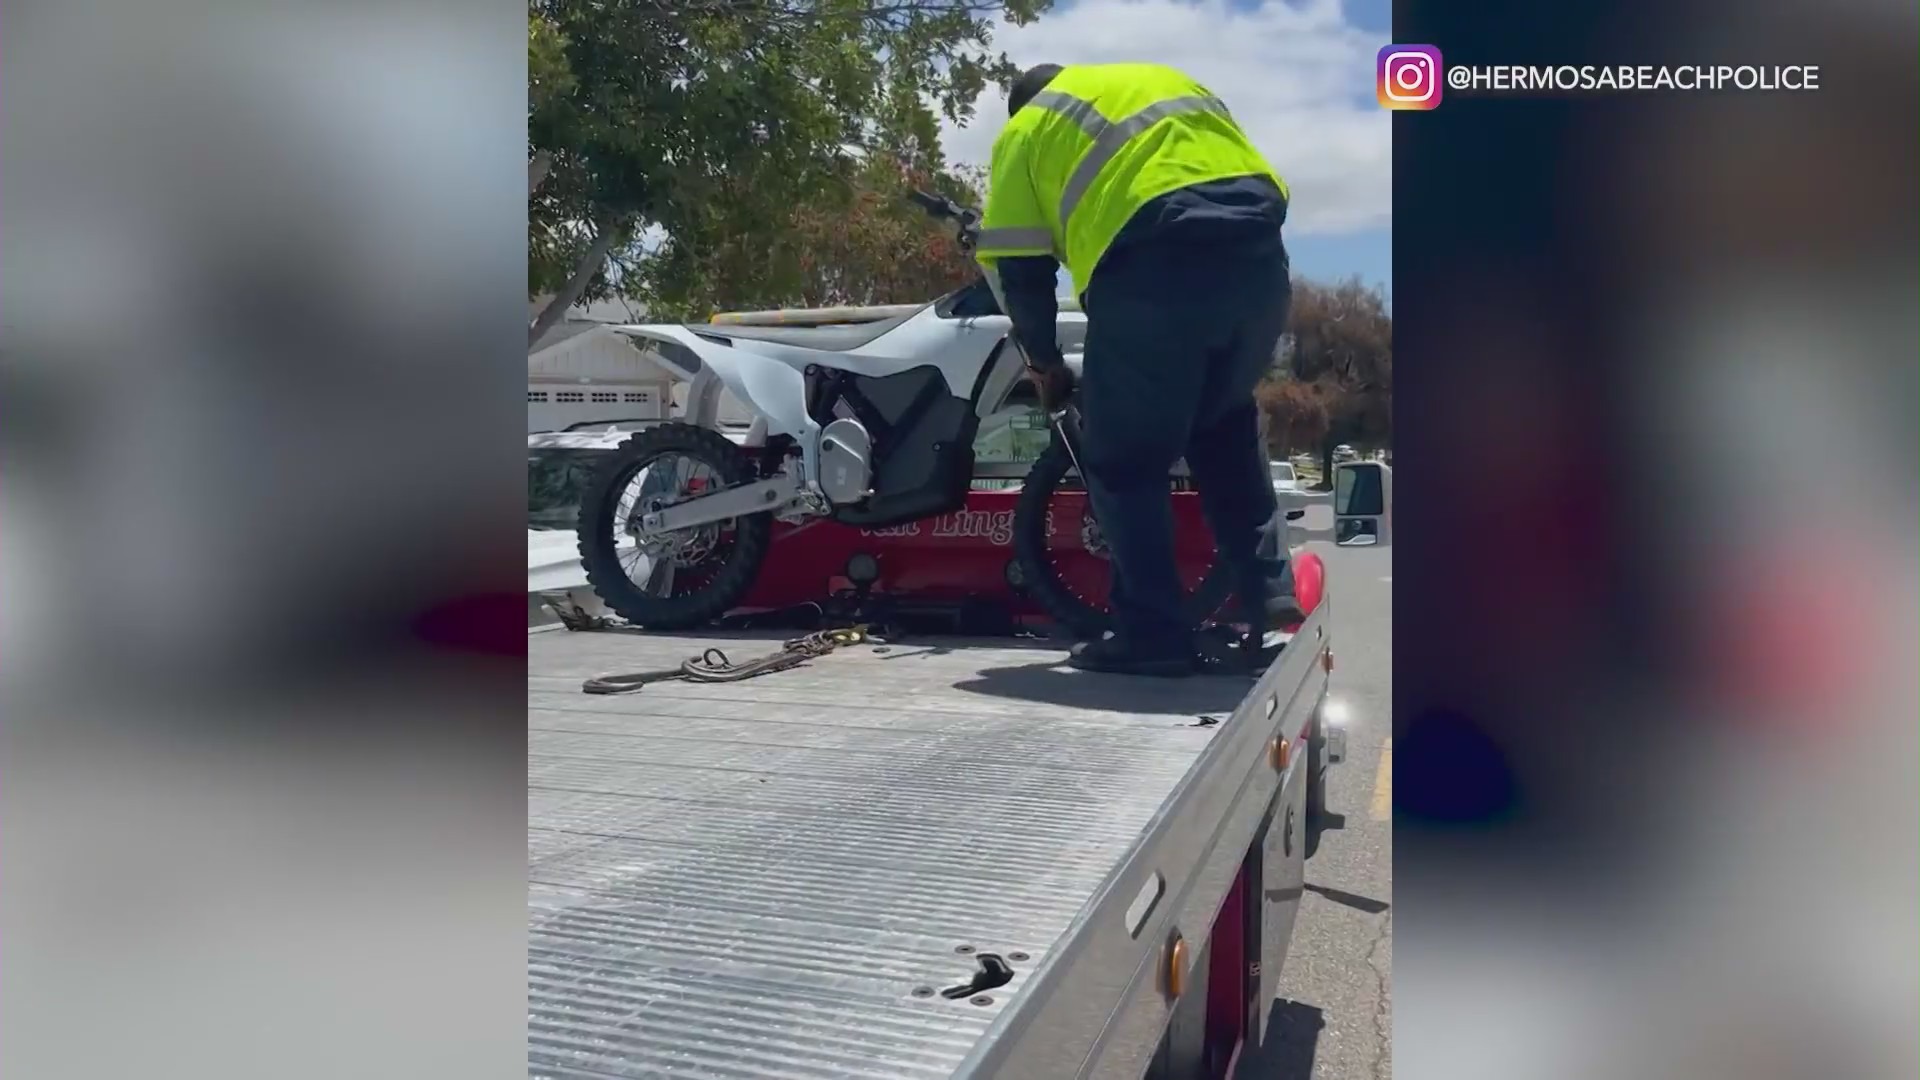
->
[940,0,1389,235]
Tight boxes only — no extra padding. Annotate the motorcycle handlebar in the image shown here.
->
[907,189,953,217]
[907,189,981,251]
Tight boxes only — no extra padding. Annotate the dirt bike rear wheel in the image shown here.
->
[577,423,772,630]
[1011,439,1235,641]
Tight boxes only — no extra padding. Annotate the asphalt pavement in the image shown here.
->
[1236,499,1393,1080]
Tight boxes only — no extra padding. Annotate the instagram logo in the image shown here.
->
[1378,45,1443,110]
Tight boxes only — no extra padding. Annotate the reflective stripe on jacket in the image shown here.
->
[976,63,1288,298]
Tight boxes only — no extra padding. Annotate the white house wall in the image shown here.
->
[530,329,677,384]
[527,324,761,429]
[528,385,665,432]
[529,329,671,431]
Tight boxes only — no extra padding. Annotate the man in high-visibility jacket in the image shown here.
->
[978,62,1299,676]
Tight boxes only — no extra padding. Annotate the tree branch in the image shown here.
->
[529,152,554,197]
[529,218,626,350]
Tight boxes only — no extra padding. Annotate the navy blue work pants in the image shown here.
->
[1076,236,1292,652]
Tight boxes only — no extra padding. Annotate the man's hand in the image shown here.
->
[1027,363,1076,411]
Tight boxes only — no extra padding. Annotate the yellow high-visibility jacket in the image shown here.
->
[976,62,1288,300]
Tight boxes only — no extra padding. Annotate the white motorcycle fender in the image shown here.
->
[617,326,811,438]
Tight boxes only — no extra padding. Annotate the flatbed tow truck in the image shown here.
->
[531,606,1338,1080]
[526,303,1395,1078]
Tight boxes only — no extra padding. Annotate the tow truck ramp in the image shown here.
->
[529,606,1328,1079]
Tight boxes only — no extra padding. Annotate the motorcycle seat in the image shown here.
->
[693,314,911,353]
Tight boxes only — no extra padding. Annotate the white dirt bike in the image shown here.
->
[576,191,1236,632]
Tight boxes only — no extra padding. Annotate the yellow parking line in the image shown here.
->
[1370,740,1392,821]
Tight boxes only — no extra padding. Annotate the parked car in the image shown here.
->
[1270,460,1304,501]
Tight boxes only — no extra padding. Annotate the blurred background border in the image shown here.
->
[1394,2,1917,1078]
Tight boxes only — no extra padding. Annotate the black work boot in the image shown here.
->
[1230,559,1304,653]
[1067,633,1196,678]
[1263,561,1307,627]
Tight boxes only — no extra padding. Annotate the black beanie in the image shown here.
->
[1008,64,1065,116]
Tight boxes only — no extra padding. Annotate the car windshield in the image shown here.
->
[528,448,614,530]
[972,401,1052,490]
[1269,463,1296,481]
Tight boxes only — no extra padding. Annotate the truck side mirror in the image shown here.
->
[1332,461,1392,546]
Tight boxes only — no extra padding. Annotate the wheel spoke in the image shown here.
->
[620,544,647,580]
[614,476,638,524]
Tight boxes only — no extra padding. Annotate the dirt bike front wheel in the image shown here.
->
[1011,439,1235,641]
[576,423,772,630]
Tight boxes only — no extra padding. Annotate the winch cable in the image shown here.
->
[580,626,869,695]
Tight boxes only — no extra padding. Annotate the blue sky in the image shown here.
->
[942,0,1393,293]
[1295,0,1389,291]
[1289,227,1390,297]
[1337,0,1390,33]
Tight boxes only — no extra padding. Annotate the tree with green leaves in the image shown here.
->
[636,132,988,316]
[1254,374,1331,459]
[528,0,1046,340]
[1256,276,1391,481]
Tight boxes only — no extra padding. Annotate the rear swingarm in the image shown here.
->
[635,472,810,535]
